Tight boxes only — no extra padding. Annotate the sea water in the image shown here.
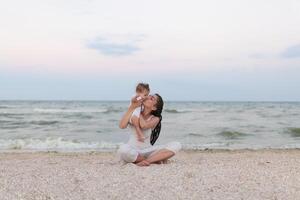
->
[0,100,300,151]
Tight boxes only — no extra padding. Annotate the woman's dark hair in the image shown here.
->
[150,93,164,145]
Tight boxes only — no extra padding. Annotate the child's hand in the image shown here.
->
[130,95,144,109]
[137,135,145,143]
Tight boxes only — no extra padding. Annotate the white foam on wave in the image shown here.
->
[183,142,229,150]
[0,137,122,152]
[33,108,108,113]
[1,138,299,152]
[183,142,300,150]
[275,143,300,149]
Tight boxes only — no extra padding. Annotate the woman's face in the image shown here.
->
[143,94,158,110]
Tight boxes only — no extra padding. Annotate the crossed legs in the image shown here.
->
[118,142,181,166]
[135,149,175,167]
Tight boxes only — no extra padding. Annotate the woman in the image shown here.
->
[118,93,181,166]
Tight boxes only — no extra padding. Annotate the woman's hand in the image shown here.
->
[119,95,144,129]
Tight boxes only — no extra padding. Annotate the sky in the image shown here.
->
[1,0,300,101]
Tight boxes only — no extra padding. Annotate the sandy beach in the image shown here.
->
[0,149,299,200]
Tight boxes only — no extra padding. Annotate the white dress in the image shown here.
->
[117,116,182,163]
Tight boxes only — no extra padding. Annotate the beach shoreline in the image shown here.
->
[1,149,299,200]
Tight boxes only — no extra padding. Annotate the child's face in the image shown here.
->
[137,90,150,98]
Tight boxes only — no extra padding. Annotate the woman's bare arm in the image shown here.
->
[119,96,143,129]
[119,106,135,129]
[139,115,159,129]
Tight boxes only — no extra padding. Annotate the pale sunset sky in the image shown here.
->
[1,0,300,101]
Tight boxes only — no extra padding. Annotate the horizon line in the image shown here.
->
[0,99,300,103]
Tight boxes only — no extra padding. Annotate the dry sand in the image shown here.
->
[0,149,299,200]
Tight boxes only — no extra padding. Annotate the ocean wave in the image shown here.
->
[217,131,250,139]
[33,108,108,114]
[0,120,12,123]
[103,107,123,113]
[0,137,121,151]
[63,113,94,119]
[287,128,300,137]
[0,138,299,151]
[0,120,59,128]
[33,107,123,114]
[182,142,229,149]
[0,125,26,130]
[0,113,25,119]
[164,109,190,113]
[187,133,204,137]
[30,120,60,125]
[0,121,29,129]
[0,106,13,109]
[203,109,218,113]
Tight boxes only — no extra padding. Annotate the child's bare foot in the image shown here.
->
[137,136,145,143]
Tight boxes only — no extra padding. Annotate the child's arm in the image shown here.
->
[131,115,145,142]
[139,114,160,129]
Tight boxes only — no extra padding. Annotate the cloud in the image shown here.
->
[281,44,300,58]
[86,36,142,56]
[248,53,267,59]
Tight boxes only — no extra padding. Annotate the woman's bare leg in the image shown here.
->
[146,149,174,164]
[136,160,150,166]
[137,149,175,166]
[133,154,146,163]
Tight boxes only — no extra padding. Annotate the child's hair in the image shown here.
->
[136,83,150,93]
[150,93,164,145]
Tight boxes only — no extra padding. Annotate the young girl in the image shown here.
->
[129,83,150,142]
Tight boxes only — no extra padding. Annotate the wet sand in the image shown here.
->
[0,149,299,200]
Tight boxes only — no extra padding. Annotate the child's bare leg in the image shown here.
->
[131,116,145,142]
